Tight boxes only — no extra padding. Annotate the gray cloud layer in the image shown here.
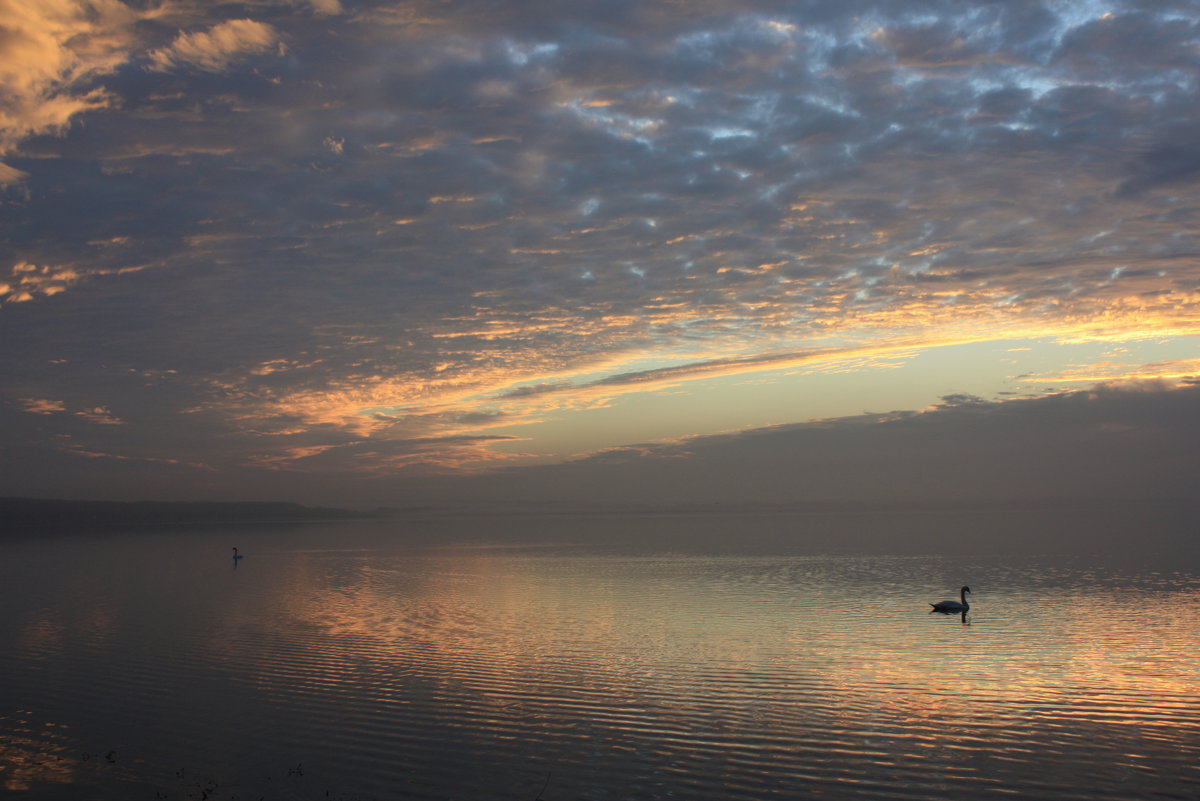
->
[7,377,1193,509]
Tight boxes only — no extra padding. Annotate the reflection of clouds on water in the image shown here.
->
[13,599,120,662]
[3,521,1198,800]
[229,543,1200,779]
[13,614,66,661]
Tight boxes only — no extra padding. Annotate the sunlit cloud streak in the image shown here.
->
[1,0,1199,503]
[147,19,284,73]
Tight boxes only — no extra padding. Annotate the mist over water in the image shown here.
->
[2,505,1198,800]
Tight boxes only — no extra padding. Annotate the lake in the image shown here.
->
[2,505,1199,800]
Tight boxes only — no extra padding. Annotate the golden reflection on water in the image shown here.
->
[0,715,77,793]
[4,522,1199,801]
[250,547,1200,755]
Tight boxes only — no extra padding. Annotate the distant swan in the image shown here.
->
[930,585,970,613]
[232,547,244,560]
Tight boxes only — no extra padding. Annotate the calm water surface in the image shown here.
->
[2,508,1199,800]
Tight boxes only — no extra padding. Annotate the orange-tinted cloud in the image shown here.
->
[0,0,161,182]
[147,19,283,72]
[2,260,154,303]
[20,398,66,415]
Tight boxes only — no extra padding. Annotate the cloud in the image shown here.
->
[0,0,157,182]
[0,161,28,185]
[416,380,1200,511]
[19,398,65,415]
[75,406,123,425]
[2,261,79,302]
[2,260,152,304]
[15,397,120,424]
[490,343,929,403]
[147,19,284,73]
[1115,128,1200,199]
[303,0,343,15]
[2,1,1200,504]
[1022,358,1200,385]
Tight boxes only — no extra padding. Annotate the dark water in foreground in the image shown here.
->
[2,506,1199,800]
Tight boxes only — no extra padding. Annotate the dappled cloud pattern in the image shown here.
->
[2,0,1199,501]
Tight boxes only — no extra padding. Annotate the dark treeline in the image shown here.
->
[0,497,371,530]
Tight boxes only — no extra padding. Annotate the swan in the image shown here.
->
[232,547,244,560]
[930,585,970,613]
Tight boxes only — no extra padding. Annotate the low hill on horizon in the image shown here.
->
[1,497,371,529]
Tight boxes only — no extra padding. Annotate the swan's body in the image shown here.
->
[930,585,970,613]
[232,547,244,560]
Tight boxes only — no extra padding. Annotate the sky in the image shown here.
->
[2,0,1199,510]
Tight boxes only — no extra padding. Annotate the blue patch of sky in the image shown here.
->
[503,40,559,66]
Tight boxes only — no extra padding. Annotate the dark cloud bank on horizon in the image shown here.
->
[6,380,1196,511]
[421,380,1200,512]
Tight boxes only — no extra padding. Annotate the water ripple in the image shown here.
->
[2,518,1200,800]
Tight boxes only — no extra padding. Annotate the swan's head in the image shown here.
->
[961,586,971,595]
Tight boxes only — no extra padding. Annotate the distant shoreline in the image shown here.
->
[0,497,374,530]
[4,495,1194,531]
